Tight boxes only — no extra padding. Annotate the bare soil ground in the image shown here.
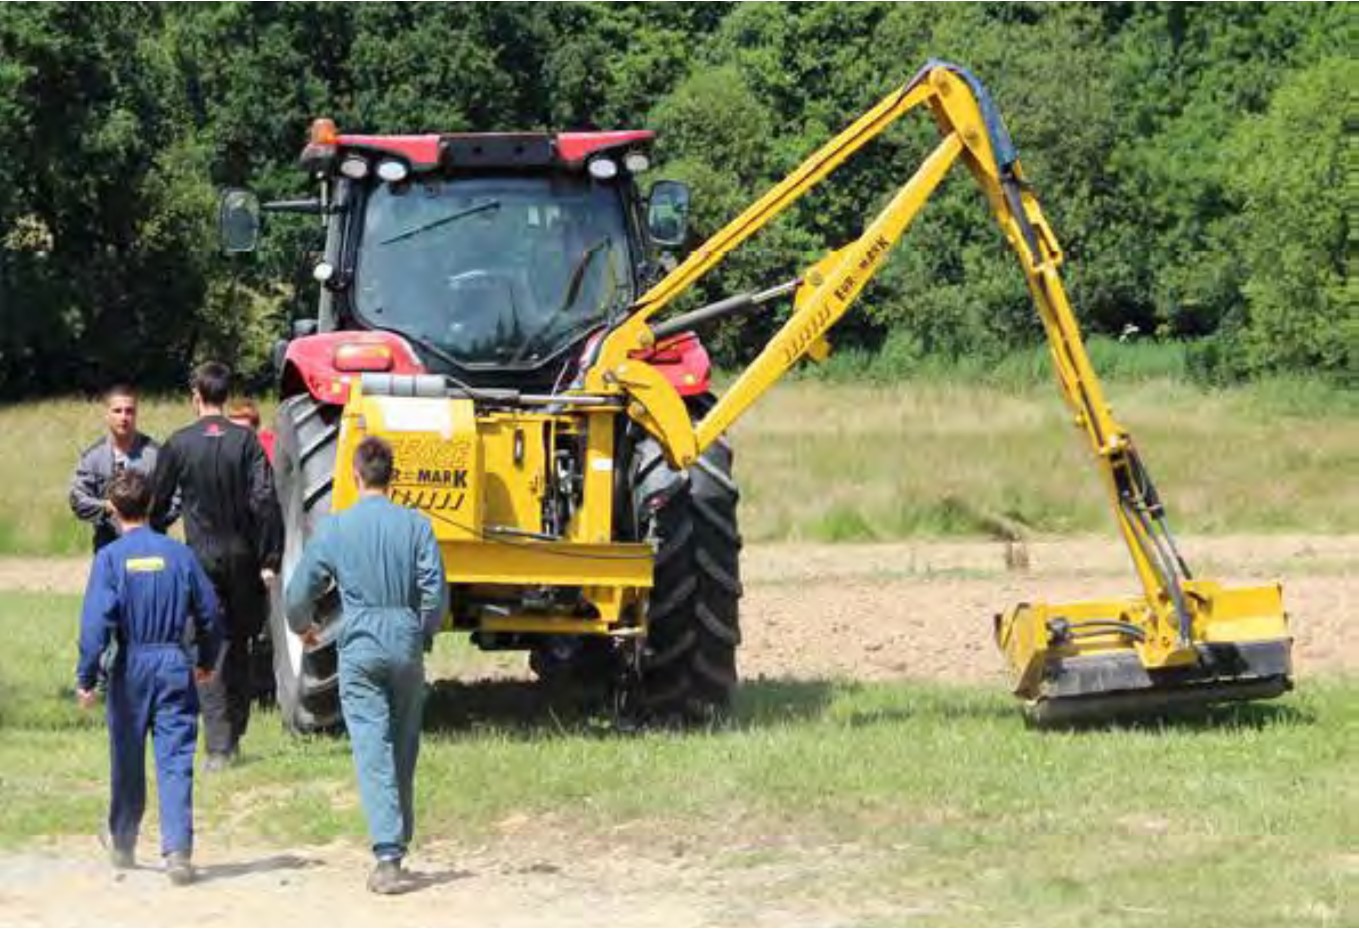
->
[738,534,1358,684]
[9,534,1353,681]
[0,535,1353,926]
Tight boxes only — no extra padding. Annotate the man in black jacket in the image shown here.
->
[151,362,283,770]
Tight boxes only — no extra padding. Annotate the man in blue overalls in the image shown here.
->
[76,469,223,886]
[285,436,446,895]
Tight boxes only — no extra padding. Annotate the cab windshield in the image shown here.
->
[353,174,633,367]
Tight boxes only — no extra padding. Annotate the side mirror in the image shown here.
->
[218,188,261,254]
[646,180,691,249]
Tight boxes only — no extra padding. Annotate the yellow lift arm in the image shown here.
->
[581,60,1291,723]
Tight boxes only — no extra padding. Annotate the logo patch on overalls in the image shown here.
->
[124,556,166,573]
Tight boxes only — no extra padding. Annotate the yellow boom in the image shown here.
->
[578,60,1292,723]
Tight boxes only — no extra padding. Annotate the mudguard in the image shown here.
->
[280,330,426,406]
[629,331,712,397]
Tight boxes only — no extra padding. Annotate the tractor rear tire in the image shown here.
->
[268,393,343,734]
[630,398,743,724]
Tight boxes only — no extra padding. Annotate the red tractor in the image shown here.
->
[222,122,739,732]
[223,61,1289,733]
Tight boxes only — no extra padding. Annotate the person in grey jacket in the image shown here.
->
[69,384,176,552]
[285,436,446,895]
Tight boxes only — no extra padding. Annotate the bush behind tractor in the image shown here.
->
[222,60,1291,732]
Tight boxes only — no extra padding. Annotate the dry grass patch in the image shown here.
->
[732,378,1359,542]
[2,376,1356,553]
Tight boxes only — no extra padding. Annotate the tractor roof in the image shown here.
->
[299,119,654,174]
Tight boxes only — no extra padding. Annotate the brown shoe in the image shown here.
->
[165,851,195,886]
[367,858,414,895]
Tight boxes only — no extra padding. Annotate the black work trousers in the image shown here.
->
[198,558,268,757]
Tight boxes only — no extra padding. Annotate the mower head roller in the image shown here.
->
[996,579,1291,727]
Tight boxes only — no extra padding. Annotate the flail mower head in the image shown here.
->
[996,579,1292,727]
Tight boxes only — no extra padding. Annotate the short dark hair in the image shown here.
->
[191,362,232,406]
[103,383,137,405]
[106,469,152,520]
[354,436,394,489]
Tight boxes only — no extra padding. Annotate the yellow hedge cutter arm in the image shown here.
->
[579,60,1292,724]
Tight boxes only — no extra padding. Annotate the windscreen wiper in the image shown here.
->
[560,236,612,311]
[510,237,614,363]
[379,199,500,246]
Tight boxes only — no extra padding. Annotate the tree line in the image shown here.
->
[0,2,1350,399]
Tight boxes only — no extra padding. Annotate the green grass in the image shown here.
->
[1,362,1357,554]
[1,593,1355,924]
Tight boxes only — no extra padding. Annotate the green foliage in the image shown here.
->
[0,5,204,395]
[0,3,1350,396]
[1226,57,1356,381]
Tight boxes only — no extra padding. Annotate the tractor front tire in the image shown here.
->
[268,394,343,734]
[630,401,743,724]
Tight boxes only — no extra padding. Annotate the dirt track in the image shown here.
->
[0,836,825,928]
[0,536,1354,925]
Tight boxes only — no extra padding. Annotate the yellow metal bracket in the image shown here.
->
[607,358,699,468]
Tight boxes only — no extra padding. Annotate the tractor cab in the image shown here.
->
[223,119,694,392]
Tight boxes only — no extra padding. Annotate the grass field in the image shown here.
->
[2,370,1357,554]
[1,592,1354,925]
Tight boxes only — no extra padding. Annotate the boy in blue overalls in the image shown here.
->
[76,469,223,885]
